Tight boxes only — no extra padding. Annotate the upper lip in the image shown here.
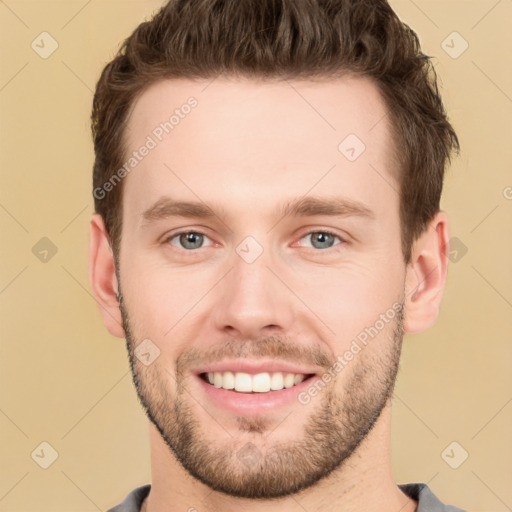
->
[194,359,320,376]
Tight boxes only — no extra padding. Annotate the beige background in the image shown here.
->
[1,1,511,510]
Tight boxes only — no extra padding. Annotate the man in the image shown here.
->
[89,0,464,511]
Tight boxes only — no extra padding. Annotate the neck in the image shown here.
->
[143,400,416,512]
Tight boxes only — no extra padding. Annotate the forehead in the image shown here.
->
[121,75,398,225]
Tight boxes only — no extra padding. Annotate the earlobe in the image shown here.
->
[88,213,125,338]
[404,211,450,334]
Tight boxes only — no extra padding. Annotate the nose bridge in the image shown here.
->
[212,239,295,336]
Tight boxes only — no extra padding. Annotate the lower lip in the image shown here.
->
[194,374,317,415]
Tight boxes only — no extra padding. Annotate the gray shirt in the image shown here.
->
[107,483,467,511]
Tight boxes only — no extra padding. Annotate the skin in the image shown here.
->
[89,75,450,512]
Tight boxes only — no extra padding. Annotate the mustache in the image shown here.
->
[176,336,334,377]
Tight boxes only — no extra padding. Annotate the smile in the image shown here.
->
[200,371,315,393]
[195,370,319,415]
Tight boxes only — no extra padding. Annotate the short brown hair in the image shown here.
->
[91,0,459,264]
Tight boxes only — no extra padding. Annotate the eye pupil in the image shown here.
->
[311,232,335,249]
[180,232,203,249]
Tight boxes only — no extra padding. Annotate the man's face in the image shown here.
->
[117,76,407,498]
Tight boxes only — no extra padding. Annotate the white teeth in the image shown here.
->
[270,372,284,390]
[213,372,223,388]
[205,371,308,393]
[252,373,271,393]
[234,372,252,392]
[283,373,295,388]
[222,371,235,390]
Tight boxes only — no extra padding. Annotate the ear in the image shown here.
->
[88,213,125,338]
[404,211,450,334]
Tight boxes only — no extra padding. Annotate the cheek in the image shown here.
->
[121,258,214,338]
[290,257,403,337]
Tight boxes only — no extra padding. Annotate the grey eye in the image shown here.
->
[169,232,212,250]
[302,232,340,250]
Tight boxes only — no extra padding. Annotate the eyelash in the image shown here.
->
[163,229,345,252]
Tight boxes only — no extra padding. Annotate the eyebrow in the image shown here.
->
[280,195,375,220]
[140,194,375,226]
[141,197,220,226]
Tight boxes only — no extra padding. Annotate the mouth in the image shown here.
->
[198,371,316,393]
[194,368,319,415]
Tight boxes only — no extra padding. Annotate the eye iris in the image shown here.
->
[180,232,203,249]
[311,232,335,249]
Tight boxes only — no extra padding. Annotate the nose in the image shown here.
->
[211,247,296,340]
